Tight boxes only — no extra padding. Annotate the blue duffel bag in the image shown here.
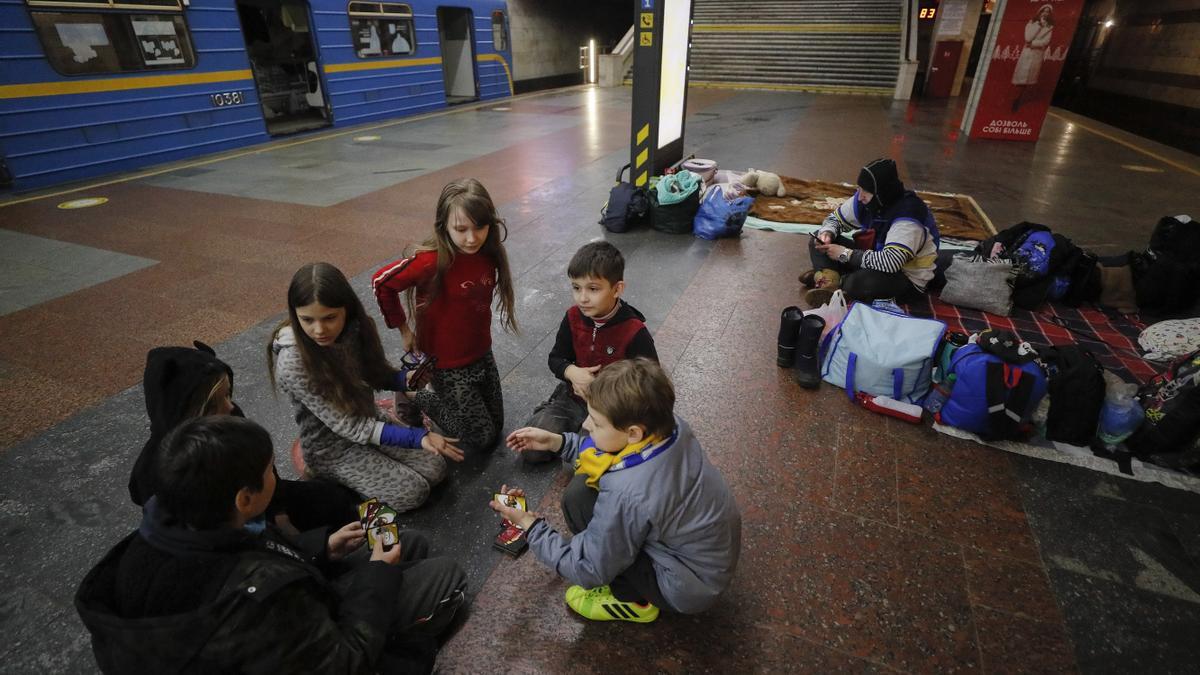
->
[819,302,946,405]
[936,343,1048,440]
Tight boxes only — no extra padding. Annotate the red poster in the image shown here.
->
[967,0,1084,141]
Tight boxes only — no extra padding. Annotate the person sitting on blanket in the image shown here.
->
[803,158,941,306]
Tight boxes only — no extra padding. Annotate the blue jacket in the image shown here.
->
[526,417,742,613]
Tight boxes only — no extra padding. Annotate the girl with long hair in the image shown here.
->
[372,178,518,454]
[270,262,463,513]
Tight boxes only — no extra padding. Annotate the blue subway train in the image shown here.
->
[0,0,512,191]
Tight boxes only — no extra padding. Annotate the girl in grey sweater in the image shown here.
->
[269,263,463,512]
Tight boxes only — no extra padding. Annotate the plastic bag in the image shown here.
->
[693,185,753,240]
[1097,371,1144,445]
[803,289,847,341]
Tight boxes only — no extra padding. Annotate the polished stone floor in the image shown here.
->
[1,86,1199,673]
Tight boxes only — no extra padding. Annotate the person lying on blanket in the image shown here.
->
[803,158,941,306]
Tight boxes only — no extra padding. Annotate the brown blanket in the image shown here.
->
[748,177,997,241]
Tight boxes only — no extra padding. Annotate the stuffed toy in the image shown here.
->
[742,168,786,197]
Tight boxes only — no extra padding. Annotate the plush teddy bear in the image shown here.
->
[742,168,786,197]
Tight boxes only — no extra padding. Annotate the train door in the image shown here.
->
[437,7,478,104]
[235,0,331,135]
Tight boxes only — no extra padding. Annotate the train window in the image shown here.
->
[31,11,195,75]
[348,2,415,58]
[491,11,506,52]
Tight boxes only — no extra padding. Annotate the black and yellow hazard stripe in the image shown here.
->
[633,123,651,187]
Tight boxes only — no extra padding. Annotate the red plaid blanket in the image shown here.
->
[903,294,1157,384]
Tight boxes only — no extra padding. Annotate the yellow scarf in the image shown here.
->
[575,435,660,489]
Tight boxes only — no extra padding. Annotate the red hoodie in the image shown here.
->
[372,250,496,369]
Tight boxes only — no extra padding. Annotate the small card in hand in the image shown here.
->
[359,498,400,551]
[492,493,527,511]
[493,520,528,557]
[368,522,400,551]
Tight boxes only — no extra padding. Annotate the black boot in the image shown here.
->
[777,306,805,367]
[793,314,825,389]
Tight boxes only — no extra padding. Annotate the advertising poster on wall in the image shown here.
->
[963,0,1084,141]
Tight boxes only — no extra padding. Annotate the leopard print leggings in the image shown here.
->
[414,352,504,454]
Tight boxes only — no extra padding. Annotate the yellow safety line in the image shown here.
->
[693,23,899,33]
[636,124,649,145]
[324,57,442,73]
[688,80,891,96]
[1046,111,1200,178]
[0,70,253,99]
[475,53,514,95]
[0,85,584,208]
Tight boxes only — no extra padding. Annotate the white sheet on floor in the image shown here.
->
[742,216,977,251]
[933,422,1200,495]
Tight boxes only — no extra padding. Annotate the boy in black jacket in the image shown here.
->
[76,416,465,674]
[522,241,658,463]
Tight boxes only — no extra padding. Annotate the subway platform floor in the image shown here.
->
[1,85,1199,673]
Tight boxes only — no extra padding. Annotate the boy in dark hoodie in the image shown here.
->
[521,242,658,463]
[129,341,358,531]
[78,416,467,674]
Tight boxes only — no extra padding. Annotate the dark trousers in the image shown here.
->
[332,529,467,634]
[522,382,588,464]
[808,235,920,303]
[269,475,360,532]
[560,474,667,608]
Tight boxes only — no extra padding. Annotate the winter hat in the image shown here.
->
[856,158,905,209]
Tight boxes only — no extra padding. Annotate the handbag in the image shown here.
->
[599,163,649,233]
[939,253,1016,316]
[803,289,848,341]
[693,184,753,240]
[819,303,947,404]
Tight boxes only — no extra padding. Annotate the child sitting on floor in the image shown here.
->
[77,416,467,673]
[494,358,741,622]
[522,240,658,463]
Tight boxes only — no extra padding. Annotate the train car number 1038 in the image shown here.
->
[210,91,245,107]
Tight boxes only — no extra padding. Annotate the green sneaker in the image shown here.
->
[564,585,659,623]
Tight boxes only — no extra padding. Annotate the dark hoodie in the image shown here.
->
[75,497,406,674]
[129,342,235,507]
[854,158,940,248]
[129,342,359,530]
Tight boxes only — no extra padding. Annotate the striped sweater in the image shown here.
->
[817,190,939,289]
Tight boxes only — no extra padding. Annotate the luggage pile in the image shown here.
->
[599,158,758,241]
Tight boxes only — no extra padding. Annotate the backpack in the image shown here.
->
[1126,350,1200,457]
[976,222,1080,309]
[936,343,1048,440]
[819,303,947,404]
[1040,346,1106,447]
[599,163,650,233]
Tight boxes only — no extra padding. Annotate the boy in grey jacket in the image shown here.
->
[493,358,741,622]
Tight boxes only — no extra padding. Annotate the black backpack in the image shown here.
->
[599,164,650,233]
[1041,346,1106,446]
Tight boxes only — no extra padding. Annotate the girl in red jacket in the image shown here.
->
[372,178,518,454]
